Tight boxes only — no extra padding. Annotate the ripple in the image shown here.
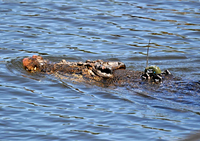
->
[1,0,200,140]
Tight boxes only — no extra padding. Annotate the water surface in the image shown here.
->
[0,0,200,140]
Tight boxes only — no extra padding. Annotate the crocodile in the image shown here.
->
[22,55,200,94]
[22,55,126,80]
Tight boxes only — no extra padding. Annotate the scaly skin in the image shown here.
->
[22,55,200,94]
[22,55,126,81]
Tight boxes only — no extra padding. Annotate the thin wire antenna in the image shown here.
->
[146,39,151,68]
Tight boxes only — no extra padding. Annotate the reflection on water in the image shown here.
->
[0,0,200,140]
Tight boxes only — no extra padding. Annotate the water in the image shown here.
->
[0,0,200,140]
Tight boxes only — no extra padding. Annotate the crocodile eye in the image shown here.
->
[101,68,112,74]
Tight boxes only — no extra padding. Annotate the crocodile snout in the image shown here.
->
[23,55,43,71]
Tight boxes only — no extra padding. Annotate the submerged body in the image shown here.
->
[22,55,200,94]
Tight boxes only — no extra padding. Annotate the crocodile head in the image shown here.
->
[92,61,126,78]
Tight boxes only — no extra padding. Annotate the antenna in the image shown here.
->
[146,39,151,68]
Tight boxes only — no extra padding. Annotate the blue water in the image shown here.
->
[0,0,200,140]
